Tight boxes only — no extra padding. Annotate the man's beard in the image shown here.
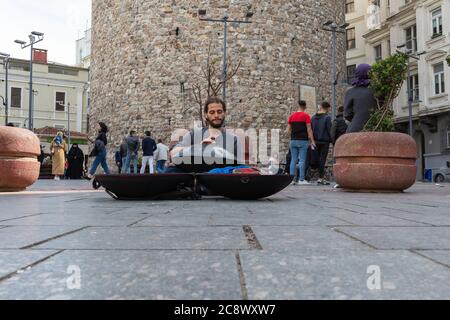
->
[206,118,225,129]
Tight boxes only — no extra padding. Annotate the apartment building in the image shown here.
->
[0,49,89,133]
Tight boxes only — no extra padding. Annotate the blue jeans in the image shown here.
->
[156,160,166,173]
[89,149,110,175]
[123,153,138,174]
[290,140,309,182]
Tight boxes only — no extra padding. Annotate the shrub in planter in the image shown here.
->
[334,53,417,192]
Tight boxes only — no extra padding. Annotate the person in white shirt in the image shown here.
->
[154,139,169,173]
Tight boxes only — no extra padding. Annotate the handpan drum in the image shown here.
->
[93,173,293,200]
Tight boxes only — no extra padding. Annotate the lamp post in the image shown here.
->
[199,10,253,103]
[0,52,10,125]
[67,103,71,147]
[15,31,44,131]
[322,21,349,120]
[396,45,426,137]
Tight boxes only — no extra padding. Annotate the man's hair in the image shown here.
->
[298,100,307,108]
[145,131,151,136]
[338,106,344,113]
[98,122,108,133]
[204,96,226,113]
[130,130,136,135]
[157,139,162,143]
[321,101,331,109]
[6,122,14,127]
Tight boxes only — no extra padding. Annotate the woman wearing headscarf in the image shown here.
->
[67,144,85,179]
[50,132,67,180]
[344,63,378,133]
[86,122,110,179]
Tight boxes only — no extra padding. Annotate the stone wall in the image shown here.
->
[90,0,346,168]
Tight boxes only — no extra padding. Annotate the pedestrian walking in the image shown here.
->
[140,131,157,174]
[86,122,110,179]
[344,63,377,133]
[287,100,316,185]
[50,132,67,180]
[154,139,169,173]
[123,130,140,174]
[311,101,332,185]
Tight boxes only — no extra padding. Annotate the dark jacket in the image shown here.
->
[115,151,122,163]
[119,142,127,158]
[125,135,140,155]
[330,114,348,144]
[311,113,332,144]
[142,137,157,156]
[89,132,107,157]
[344,86,377,133]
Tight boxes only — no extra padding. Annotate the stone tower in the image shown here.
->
[90,0,346,161]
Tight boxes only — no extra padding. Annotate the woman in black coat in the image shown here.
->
[67,144,84,179]
[344,63,378,133]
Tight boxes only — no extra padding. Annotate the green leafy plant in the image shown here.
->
[446,54,450,67]
[364,52,409,132]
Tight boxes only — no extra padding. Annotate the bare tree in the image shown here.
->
[187,40,242,126]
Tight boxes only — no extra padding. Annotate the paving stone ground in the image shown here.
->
[0,180,449,299]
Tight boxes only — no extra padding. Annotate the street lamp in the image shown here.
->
[396,45,426,137]
[199,10,253,103]
[322,21,349,120]
[0,52,10,125]
[66,103,72,147]
[15,31,44,131]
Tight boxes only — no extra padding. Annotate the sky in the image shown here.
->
[0,0,91,65]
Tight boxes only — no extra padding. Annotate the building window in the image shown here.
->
[374,44,382,61]
[407,74,420,102]
[368,0,381,29]
[431,8,442,38]
[55,92,66,111]
[10,87,22,108]
[433,62,445,95]
[405,25,417,53]
[347,65,356,84]
[447,128,450,148]
[346,28,356,50]
[345,0,355,14]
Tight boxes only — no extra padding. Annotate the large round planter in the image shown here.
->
[333,132,417,192]
[0,126,41,192]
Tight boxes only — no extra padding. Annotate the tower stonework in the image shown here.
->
[91,0,346,163]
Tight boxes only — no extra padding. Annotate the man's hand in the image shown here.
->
[201,137,216,145]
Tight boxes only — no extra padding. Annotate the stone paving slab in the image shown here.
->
[0,250,57,279]
[240,250,450,299]
[0,213,151,227]
[35,226,250,250]
[414,250,450,268]
[0,226,86,249]
[381,212,450,226]
[250,226,370,251]
[328,212,428,226]
[134,213,211,227]
[207,213,346,227]
[336,227,450,250]
[0,250,242,300]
